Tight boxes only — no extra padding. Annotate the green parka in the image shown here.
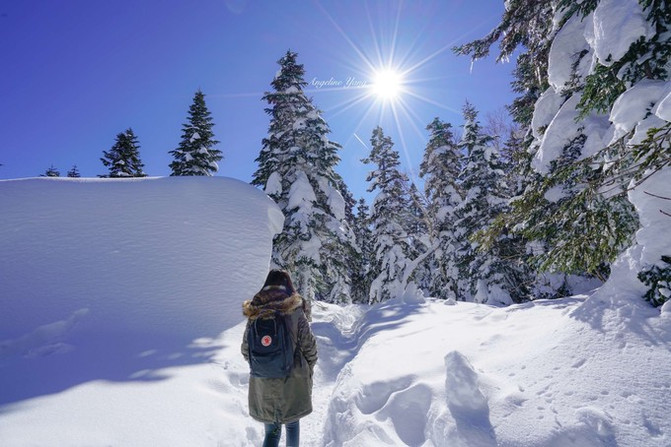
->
[241,286,318,424]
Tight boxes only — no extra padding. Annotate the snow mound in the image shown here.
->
[322,296,671,447]
[533,94,611,174]
[0,176,283,405]
[441,351,496,446]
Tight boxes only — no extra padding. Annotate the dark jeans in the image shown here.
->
[263,420,299,447]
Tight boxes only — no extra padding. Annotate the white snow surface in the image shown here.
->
[1,177,671,446]
[609,80,671,144]
[656,88,671,122]
[532,94,611,173]
[589,0,653,67]
[548,14,591,91]
[264,171,283,197]
[530,88,564,140]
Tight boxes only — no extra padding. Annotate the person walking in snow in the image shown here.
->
[241,269,318,447]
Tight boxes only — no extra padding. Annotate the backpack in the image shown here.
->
[247,312,295,378]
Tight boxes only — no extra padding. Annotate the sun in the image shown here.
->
[370,68,403,101]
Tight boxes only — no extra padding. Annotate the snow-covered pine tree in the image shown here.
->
[497,129,537,299]
[455,0,665,288]
[639,255,671,307]
[351,198,374,303]
[335,176,364,299]
[363,126,416,303]
[405,182,432,293]
[169,90,222,176]
[453,0,556,127]
[100,128,146,178]
[252,50,358,303]
[454,2,562,299]
[43,165,60,177]
[419,117,463,300]
[67,165,81,178]
[453,102,514,304]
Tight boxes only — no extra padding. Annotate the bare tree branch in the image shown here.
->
[644,190,671,201]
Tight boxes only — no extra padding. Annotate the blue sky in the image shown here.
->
[0,0,516,201]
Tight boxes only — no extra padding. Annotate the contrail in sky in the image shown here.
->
[353,132,368,151]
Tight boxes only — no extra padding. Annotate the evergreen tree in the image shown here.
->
[453,0,555,128]
[454,0,668,290]
[419,117,463,300]
[336,177,363,301]
[100,128,146,178]
[169,90,222,176]
[453,102,513,304]
[252,50,358,303]
[67,165,81,178]
[336,176,357,229]
[497,129,537,299]
[363,126,415,303]
[405,182,431,293]
[351,198,374,303]
[43,165,60,177]
[639,255,671,307]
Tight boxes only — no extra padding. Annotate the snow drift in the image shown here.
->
[0,177,284,404]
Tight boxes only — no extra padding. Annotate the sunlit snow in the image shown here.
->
[1,175,670,446]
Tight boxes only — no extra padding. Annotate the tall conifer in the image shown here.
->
[43,165,60,177]
[100,128,146,178]
[351,198,374,303]
[419,118,463,300]
[170,90,222,176]
[363,127,415,303]
[252,50,358,303]
[454,102,512,304]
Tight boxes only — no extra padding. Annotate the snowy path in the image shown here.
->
[214,295,671,447]
[302,302,367,446]
[211,301,367,446]
[5,293,669,446]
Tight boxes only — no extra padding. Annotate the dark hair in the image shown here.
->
[262,269,296,295]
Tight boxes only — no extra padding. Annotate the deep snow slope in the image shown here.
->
[0,177,283,405]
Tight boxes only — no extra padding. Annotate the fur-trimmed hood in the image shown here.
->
[243,286,307,321]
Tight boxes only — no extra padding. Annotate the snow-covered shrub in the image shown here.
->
[638,255,671,307]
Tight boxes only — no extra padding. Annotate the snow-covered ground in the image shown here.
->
[1,177,670,446]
